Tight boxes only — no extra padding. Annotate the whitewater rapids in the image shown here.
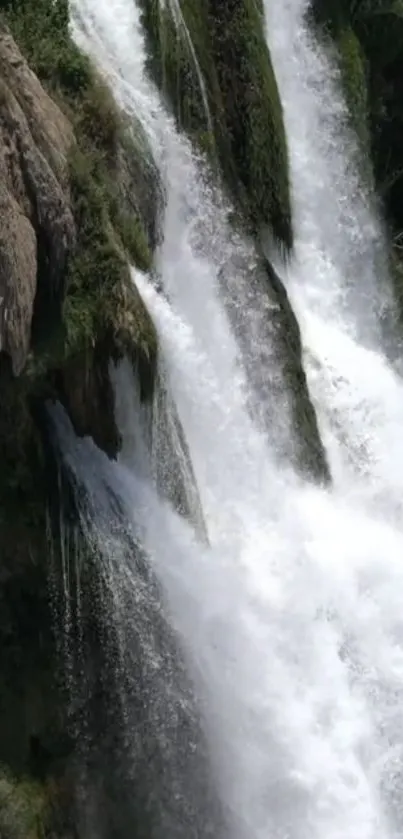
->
[57,0,403,837]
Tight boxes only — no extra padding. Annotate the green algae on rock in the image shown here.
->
[263,259,330,484]
[140,0,293,251]
[0,16,159,543]
[336,27,370,152]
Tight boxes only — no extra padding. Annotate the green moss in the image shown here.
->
[107,129,154,271]
[336,28,369,147]
[0,769,48,839]
[2,0,156,260]
[208,0,292,249]
[113,211,151,271]
[63,86,155,366]
[0,9,161,835]
[1,0,157,385]
[64,145,155,359]
[140,0,293,250]
[64,148,127,352]
[1,0,92,98]
[73,71,122,151]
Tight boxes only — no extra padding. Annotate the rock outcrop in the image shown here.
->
[140,0,293,251]
[139,0,329,483]
[0,27,75,374]
[0,18,160,838]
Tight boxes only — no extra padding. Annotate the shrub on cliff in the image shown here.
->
[1,0,91,94]
[1,0,156,376]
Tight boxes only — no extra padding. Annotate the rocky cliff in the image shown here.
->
[0,28,75,375]
[5,0,402,835]
[0,10,160,835]
[0,1,336,825]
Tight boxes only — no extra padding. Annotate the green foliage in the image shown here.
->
[140,0,293,250]
[0,4,158,827]
[336,27,371,158]
[141,0,215,143]
[64,147,124,352]
[74,74,122,151]
[111,209,152,272]
[64,144,154,356]
[2,0,156,359]
[2,0,92,96]
[208,0,292,249]
[0,0,157,602]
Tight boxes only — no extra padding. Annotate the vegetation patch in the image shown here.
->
[0,0,157,550]
[0,1,159,814]
[0,769,48,839]
[1,0,155,355]
[0,5,158,590]
[140,0,293,251]
[336,27,370,153]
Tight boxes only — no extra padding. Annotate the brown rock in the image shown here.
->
[0,27,73,182]
[0,185,36,374]
[116,121,165,250]
[0,28,76,375]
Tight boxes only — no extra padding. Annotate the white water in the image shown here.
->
[65,0,403,837]
[263,0,403,513]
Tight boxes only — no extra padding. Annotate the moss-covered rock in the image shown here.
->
[140,0,293,250]
[0,12,159,434]
[310,0,403,235]
[336,27,370,152]
[264,260,330,483]
[0,15,159,571]
[0,5,161,834]
[114,117,165,254]
[0,769,47,839]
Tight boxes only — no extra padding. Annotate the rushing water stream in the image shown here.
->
[54,0,403,836]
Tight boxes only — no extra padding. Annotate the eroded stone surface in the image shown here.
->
[0,28,75,374]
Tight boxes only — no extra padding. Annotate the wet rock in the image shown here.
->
[0,26,75,374]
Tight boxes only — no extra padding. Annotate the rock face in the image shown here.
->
[0,20,160,839]
[116,118,165,253]
[140,0,293,251]
[0,26,75,374]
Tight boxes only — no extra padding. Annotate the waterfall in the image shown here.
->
[263,0,403,522]
[263,0,390,339]
[51,0,403,837]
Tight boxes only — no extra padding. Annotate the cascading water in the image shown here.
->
[263,0,390,339]
[263,0,403,511]
[54,0,403,837]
